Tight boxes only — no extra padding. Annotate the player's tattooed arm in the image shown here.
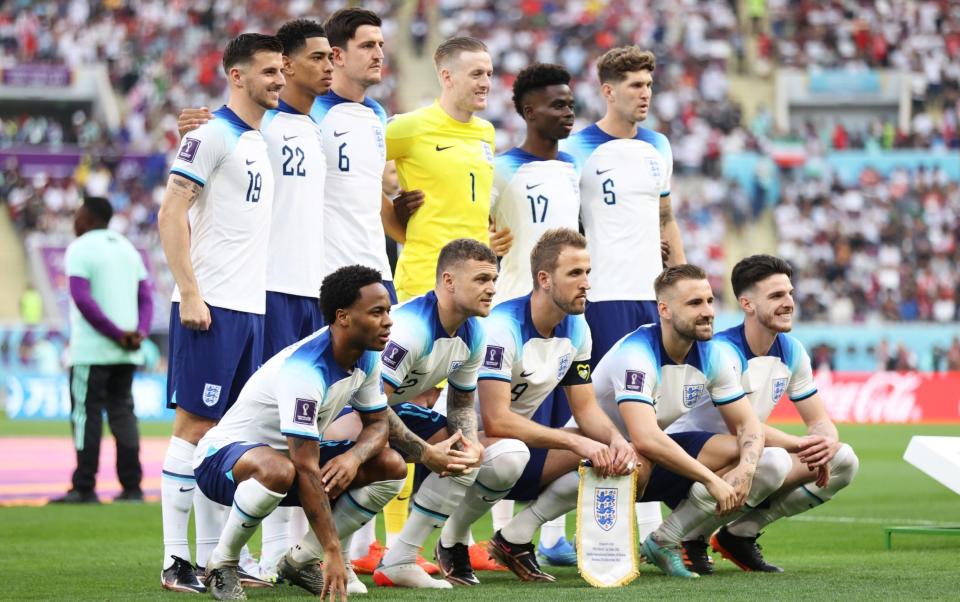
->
[658,195,687,265]
[386,407,428,461]
[351,408,390,463]
[445,387,478,442]
[158,174,209,330]
[288,437,341,557]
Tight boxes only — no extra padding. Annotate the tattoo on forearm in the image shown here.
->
[659,200,674,229]
[170,177,201,202]
[351,417,388,463]
[387,408,427,460]
[446,388,478,440]
[737,428,762,468]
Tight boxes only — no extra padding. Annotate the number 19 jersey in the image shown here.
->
[490,148,580,305]
[169,106,274,314]
[562,124,672,302]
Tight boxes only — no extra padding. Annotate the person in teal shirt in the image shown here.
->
[50,197,154,504]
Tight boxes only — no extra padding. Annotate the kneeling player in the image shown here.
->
[671,255,858,574]
[438,228,637,584]
[192,267,407,600]
[594,264,793,578]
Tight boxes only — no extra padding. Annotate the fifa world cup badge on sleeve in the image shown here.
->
[575,462,639,587]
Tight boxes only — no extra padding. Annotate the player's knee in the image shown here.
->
[828,443,859,489]
[257,456,296,493]
[757,446,792,489]
[478,438,530,489]
[377,447,409,482]
[450,469,479,488]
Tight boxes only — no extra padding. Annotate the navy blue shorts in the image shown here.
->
[382,280,398,305]
[585,300,659,369]
[640,431,716,509]
[392,402,447,452]
[503,388,573,502]
[166,303,264,420]
[195,439,356,507]
[263,291,324,361]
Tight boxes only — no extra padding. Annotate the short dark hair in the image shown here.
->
[320,265,383,324]
[434,36,488,68]
[323,8,382,49]
[654,264,708,300]
[222,33,284,73]
[731,255,794,298]
[596,46,656,84]
[435,239,497,281]
[82,196,113,225]
[530,228,587,287]
[276,19,326,57]
[512,63,571,117]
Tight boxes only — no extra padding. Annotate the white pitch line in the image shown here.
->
[786,515,952,526]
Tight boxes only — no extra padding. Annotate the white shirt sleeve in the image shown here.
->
[275,361,326,442]
[352,359,389,414]
[610,345,658,406]
[707,342,747,405]
[169,123,226,187]
[380,321,421,390]
[786,338,818,401]
[449,325,485,392]
[477,317,515,383]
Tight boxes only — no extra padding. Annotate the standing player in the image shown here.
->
[593,264,792,578]
[387,36,511,302]
[562,45,683,537]
[438,229,637,585]
[671,255,859,574]
[192,266,406,600]
[487,62,581,566]
[157,33,284,593]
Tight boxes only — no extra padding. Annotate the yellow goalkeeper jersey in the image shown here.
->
[387,101,495,300]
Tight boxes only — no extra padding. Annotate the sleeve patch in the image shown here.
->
[381,342,408,370]
[483,346,504,370]
[177,138,201,163]
[625,370,646,392]
[293,398,318,425]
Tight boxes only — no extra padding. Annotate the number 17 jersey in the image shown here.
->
[490,148,580,305]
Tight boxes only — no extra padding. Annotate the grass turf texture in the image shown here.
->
[1,423,958,600]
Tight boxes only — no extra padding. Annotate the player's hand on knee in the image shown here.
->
[722,466,754,509]
[797,434,839,468]
[177,107,212,138]
[706,476,738,515]
[450,435,483,470]
[319,453,361,498]
[489,219,514,256]
[320,554,348,602]
[393,189,424,225]
[426,430,471,477]
[815,464,830,488]
[179,293,212,330]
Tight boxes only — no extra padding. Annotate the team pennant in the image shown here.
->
[575,462,639,587]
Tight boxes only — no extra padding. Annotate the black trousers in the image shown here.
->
[69,364,142,493]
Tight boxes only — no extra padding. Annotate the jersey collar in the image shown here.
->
[213,106,254,132]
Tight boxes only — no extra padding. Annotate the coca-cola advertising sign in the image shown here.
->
[769,371,960,424]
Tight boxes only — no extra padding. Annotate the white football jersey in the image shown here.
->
[169,106,274,314]
[261,101,326,298]
[311,92,392,280]
[380,291,485,403]
[594,324,746,433]
[490,148,581,305]
[478,294,592,421]
[668,324,818,434]
[562,124,672,302]
[195,327,388,457]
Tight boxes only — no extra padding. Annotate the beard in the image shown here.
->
[673,316,713,342]
[551,290,586,316]
[758,307,793,333]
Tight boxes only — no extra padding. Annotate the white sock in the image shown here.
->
[728,444,859,537]
[292,479,405,566]
[539,515,566,548]
[288,506,309,542]
[161,436,196,569]
[501,470,579,545]
[635,502,663,541]
[194,489,230,568]
[491,499,515,532]
[440,439,529,547]
[382,471,473,566]
[259,506,293,575]
[350,520,378,560]
[654,447,793,546]
[208,479,285,568]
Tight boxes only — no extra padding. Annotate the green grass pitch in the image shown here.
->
[1,423,958,600]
